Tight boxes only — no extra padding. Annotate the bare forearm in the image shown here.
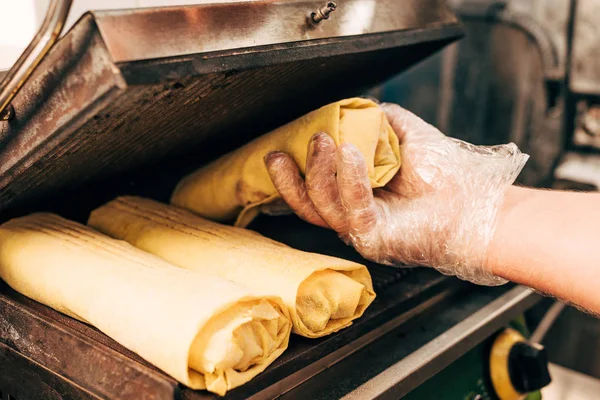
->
[486,186,600,313]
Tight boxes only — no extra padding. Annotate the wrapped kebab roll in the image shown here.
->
[0,214,291,396]
[171,97,401,227]
[89,196,376,338]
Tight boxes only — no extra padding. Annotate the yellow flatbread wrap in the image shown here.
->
[0,214,291,396]
[89,196,376,338]
[171,98,401,227]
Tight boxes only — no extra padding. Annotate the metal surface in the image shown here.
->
[339,286,540,400]
[93,0,458,64]
[530,302,566,343]
[400,315,535,400]
[0,281,179,400]
[249,288,455,400]
[0,0,72,121]
[0,342,98,400]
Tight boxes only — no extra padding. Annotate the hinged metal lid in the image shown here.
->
[0,0,462,213]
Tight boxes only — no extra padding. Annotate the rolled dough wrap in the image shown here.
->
[171,98,401,227]
[0,214,291,396]
[89,196,376,338]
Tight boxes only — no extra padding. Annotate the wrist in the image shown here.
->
[436,185,522,286]
[484,185,536,278]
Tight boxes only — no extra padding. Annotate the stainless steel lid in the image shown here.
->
[0,0,462,213]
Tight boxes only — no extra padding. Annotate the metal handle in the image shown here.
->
[0,0,72,121]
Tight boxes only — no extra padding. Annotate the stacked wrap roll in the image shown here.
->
[88,196,376,338]
[171,98,401,227]
[0,214,291,396]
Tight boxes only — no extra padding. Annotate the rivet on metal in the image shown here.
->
[311,2,337,24]
[0,104,14,121]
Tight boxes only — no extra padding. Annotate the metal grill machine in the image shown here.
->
[0,1,548,399]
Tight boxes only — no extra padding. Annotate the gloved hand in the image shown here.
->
[264,103,529,285]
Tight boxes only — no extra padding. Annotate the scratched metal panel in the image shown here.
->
[92,0,458,63]
[0,16,126,210]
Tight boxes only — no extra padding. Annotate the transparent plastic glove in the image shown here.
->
[264,103,529,285]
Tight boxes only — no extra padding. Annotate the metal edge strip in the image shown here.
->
[340,286,541,400]
[117,24,464,84]
[0,289,179,399]
[0,341,103,399]
[91,0,459,64]
[248,282,460,400]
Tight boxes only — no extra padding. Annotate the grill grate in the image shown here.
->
[368,264,412,291]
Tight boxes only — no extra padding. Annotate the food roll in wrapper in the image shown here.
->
[171,98,401,227]
[89,197,376,338]
[0,214,291,396]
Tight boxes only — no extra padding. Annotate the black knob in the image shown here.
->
[507,341,552,393]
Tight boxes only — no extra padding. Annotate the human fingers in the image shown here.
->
[305,133,349,234]
[336,143,380,238]
[265,151,329,228]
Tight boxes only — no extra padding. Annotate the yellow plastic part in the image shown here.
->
[489,328,527,400]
